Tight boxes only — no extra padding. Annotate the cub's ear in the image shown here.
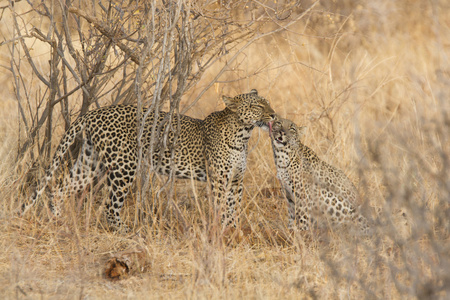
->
[222,95,239,112]
[297,126,307,137]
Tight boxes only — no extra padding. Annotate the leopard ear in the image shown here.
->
[222,95,239,112]
[297,126,307,137]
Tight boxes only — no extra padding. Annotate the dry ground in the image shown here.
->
[0,1,449,299]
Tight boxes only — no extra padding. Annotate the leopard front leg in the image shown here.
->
[295,205,310,231]
[283,188,310,231]
[223,173,244,227]
[285,192,296,230]
[293,189,311,231]
[209,176,227,226]
[209,173,241,228]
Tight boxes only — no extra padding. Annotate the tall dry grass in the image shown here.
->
[0,0,449,299]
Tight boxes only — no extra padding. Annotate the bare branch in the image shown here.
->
[69,7,140,65]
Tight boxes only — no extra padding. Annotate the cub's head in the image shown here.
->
[270,118,306,149]
[222,89,276,130]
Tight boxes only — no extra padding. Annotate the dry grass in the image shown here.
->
[1,0,449,299]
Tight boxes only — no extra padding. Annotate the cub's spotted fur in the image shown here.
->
[270,118,369,233]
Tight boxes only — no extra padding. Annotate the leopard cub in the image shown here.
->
[270,118,370,234]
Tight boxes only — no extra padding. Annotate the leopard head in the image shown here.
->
[222,89,276,130]
[270,118,306,148]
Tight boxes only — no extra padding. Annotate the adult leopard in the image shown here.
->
[269,118,370,234]
[23,90,275,231]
